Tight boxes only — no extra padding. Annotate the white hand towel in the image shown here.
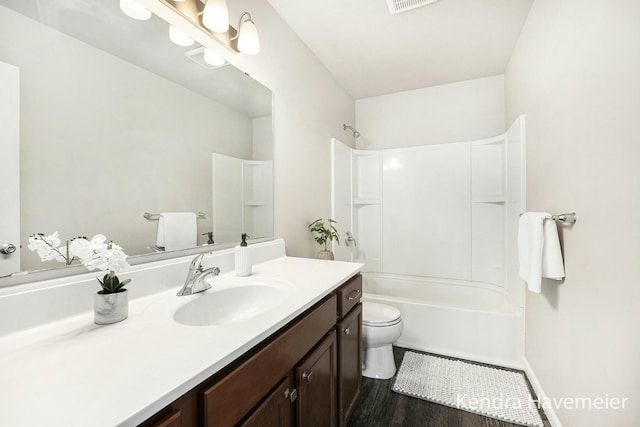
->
[518,212,565,293]
[156,212,197,251]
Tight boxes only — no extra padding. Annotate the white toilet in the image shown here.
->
[362,301,403,379]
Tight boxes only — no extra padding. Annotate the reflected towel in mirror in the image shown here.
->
[156,212,197,252]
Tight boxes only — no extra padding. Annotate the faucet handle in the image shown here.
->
[190,253,205,270]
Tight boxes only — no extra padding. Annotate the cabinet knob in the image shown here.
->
[302,371,313,384]
[284,388,297,403]
[343,327,350,335]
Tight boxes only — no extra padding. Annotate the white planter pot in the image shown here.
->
[94,289,128,325]
[317,250,335,260]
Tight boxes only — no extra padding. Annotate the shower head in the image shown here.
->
[343,124,360,138]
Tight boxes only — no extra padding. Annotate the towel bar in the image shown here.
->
[143,212,206,220]
[519,212,577,224]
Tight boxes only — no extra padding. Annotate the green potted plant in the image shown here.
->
[307,218,340,260]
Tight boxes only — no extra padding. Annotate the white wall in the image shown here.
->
[147,0,356,258]
[355,75,505,149]
[505,1,640,425]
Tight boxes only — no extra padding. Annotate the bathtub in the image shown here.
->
[362,273,524,368]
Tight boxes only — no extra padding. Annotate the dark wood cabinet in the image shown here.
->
[201,295,337,427]
[337,303,362,427]
[140,274,362,427]
[147,409,182,427]
[240,376,294,427]
[337,275,362,318]
[296,332,337,427]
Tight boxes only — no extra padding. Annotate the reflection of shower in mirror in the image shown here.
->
[343,124,360,138]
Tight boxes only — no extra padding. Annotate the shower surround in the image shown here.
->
[332,116,525,367]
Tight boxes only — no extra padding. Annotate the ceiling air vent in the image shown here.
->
[386,0,440,15]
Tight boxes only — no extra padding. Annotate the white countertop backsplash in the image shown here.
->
[0,239,362,426]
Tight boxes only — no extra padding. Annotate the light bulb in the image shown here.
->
[202,0,229,33]
[120,0,151,20]
[204,49,226,67]
[237,18,260,55]
[169,25,194,47]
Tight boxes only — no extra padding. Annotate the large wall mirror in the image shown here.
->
[0,0,273,278]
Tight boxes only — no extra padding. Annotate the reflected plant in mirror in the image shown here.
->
[28,233,131,293]
[27,232,83,266]
[0,0,274,280]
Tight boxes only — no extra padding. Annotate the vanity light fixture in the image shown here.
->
[232,12,260,55]
[184,46,227,69]
[119,0,151,20]
[159,0,260,55]
[169,24,195,46]
[201,1,259,54]
[202,0,229,33]
[204,48,226,66]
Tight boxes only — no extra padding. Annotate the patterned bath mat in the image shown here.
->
[392,351,543,427]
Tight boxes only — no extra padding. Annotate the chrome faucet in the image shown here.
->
[177,253,221,296]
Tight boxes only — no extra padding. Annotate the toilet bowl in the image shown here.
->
[362,301,403,379]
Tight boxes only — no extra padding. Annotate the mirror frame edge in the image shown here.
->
[0,237,275,288]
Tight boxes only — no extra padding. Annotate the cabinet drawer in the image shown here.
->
[337,274,362,318]
[139,392,198,427]
[146,409,181,427]
[201,294,337,427]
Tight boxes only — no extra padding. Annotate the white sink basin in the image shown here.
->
[173,277,292,326]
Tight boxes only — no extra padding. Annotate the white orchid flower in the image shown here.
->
[73,234,130,274]
[68,238,91,260]
[29,232,130,279]
[28,232,68,263]
[90,234,108,247]
[105,247,131,273]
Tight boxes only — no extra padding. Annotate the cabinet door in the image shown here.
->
[337,304,362,427]
[201,295,337,426]
[296,332,337,427]
[240,376,294,427]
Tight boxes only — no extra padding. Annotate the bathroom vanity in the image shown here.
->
[0,240,363,427]
[142,273,362,427]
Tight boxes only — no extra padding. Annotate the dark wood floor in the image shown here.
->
[348,347,550,427]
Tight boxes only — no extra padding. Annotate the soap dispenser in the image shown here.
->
[235,234,252,277]
[202,231,215,245]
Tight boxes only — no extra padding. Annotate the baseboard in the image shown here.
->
[523,357,563,427]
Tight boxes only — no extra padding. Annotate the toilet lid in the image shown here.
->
[362,302,401,326]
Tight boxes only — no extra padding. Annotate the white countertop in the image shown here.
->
[0,256,362,426]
